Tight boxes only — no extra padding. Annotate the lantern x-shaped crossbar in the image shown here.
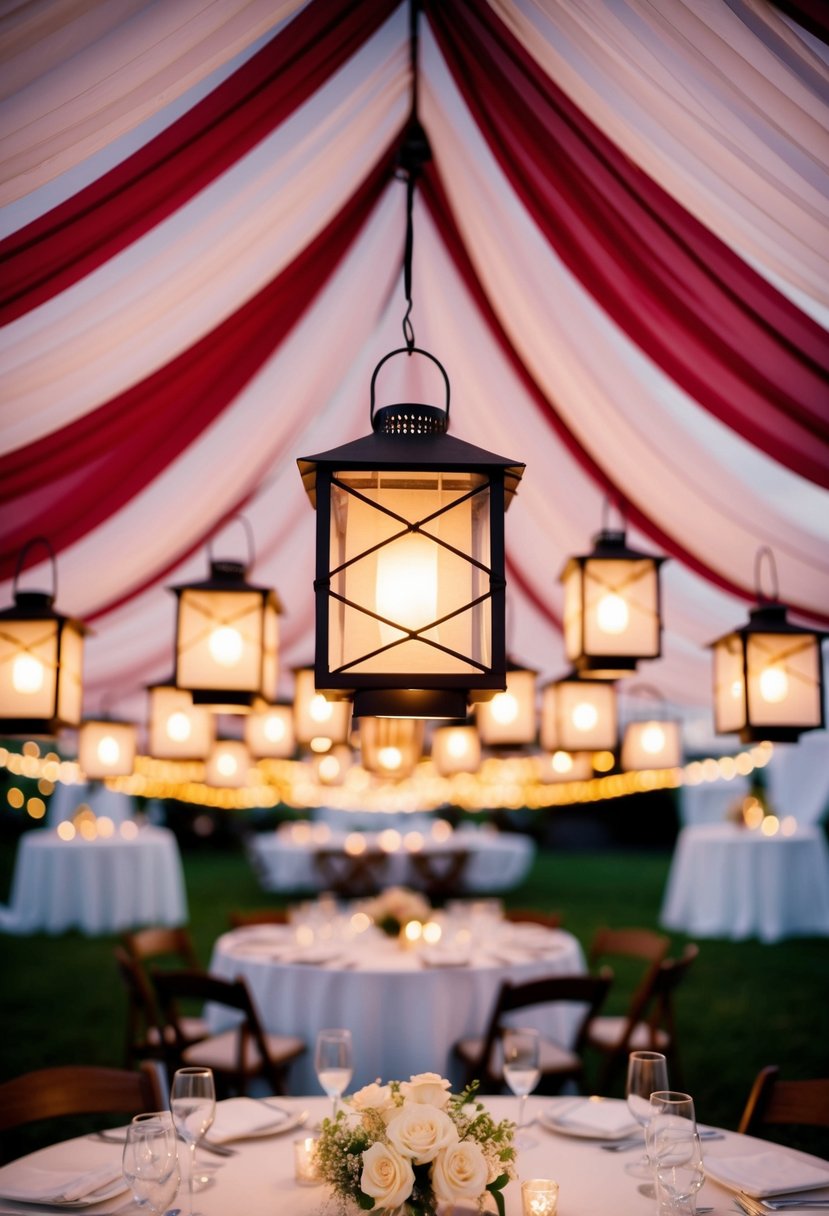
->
[177,596,257,653]
[0,627,58,671]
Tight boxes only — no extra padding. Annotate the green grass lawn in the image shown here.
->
[2,836,828,1158]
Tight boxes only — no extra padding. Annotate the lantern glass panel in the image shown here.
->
[431,724,481,775]
[542,680,617,752]
[360,716,424,778]
[712,635,747,734]
[535,750,593,784]
[476,668,536,746]
[562,566,583,662]
[328,470,491,678]
[746,632,822,728]
[177,589,266,692]
[621,720,681,771]
[205,740,249,788]
[79,721,136,778]
[149,686,213,759]
[56,621,84,726]
[293,668,352,746]
[0,618,59,720]
[245,704,294,758]
[581,558,659,658]
[261,601,279,703]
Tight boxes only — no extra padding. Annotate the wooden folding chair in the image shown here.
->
[504,909,562,929]
[0,1062,166,1134]
[228,908,289,929]
[738,1065,829,1137]
[122,926,201,970]
[408,850,470,900]
[313,848,389,896]
[114,946,209,1069]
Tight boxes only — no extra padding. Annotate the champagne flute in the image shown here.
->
[122,1112,180,1216]
[625,1050,669,1181]
[646,1092,704,1216]
[170,1066,216,1216]
[502,1026,540,1149]
[315,1028,353,1121]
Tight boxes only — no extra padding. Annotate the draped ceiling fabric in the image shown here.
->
[1,0,828,757]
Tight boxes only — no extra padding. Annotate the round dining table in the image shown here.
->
[1,1094,827,1215]
[208,919,586,1093]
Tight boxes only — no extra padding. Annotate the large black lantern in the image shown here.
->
[559,525,665,679]
[298,349,524,720]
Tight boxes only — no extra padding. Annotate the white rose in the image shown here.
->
[349,1081,396,1118]
[431,1139,489,1203]
[386,1102,458,1163]
[360,1142,414,1209]
[399,1072,452,1109]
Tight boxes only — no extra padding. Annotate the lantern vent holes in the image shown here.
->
[373,404,447,436]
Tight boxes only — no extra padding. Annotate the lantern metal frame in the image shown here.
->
[0,537,86,735]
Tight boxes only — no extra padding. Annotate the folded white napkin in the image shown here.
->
[704,1150,829,1198]
[209,1097,289,1144]
[0,1161,123,1204]
[547,1097,639,1136]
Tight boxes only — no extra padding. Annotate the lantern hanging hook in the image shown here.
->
[601,496,627,535]
[207,513,256,572]
[754,545,780,604]
[13,536,58,601]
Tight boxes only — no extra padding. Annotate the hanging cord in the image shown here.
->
[397,0,431,353]
[754,545,780,603]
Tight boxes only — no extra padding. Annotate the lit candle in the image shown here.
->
[293,1136,322,1185]
[522,1179,559,1216]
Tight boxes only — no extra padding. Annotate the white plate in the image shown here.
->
[0,1178,127,1209]
[208,1102,308,1144]
[539,1097,640,1140]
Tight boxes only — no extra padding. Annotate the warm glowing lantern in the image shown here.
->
[78,718,137,779]
[431,721,481,776]
[540,674,617,753]
[147,682,213,760]
[297,349,524,720]
[293,666,352,748]
[170,538,281,712]
[560,527,665,679]
[535,749,593,783]
[313,743,353,785]
[205,739,250,788]
[244,702,295,759]
[475,660,537,747]
[360,716,424,779]
[621,719,681,771]
[0,540,86,735]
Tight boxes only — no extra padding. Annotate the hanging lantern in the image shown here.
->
[540,674,617,753]
[147,683,213,760]
[475,659,537,747]
[360,716,425,780]
[205,738,250,788]
[314,743,353,786]
[621,720,682,771]
[431,721,481,776]
[559,523,665,679]
[0,539,86,735]
[78,718,137,779]
[535,750,593,784]
[293,666,352,748]
[710,548,826,743]
[245,702,295,759]
[169,521,281,713]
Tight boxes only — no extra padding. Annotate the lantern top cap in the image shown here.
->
[710,600,828,645]
[0,589,87,630]
[543,669,617,690]
[168,560,283,609]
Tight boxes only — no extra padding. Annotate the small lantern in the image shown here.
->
[535,750,594,784]
[475,659,537,747]
[360,716,424,780]
[148,683,213,760]
[0,539,86,735]
[245,702,295,759]
[78,718,137,779]
[293,666,352,748]
[710,551,826,742]
[297,348,524,720]
[314,743,353,786]
[559,526,665,679]
[540,674,617,753]
[431,721,481,776]
[621,720,682,771]
[205,738,250,788]
[170,523,281,712]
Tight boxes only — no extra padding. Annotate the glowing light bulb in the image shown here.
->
[12,654,45,694]
[309,694,333,724]
[166,711,192,742]
[447,731,469,759]
[572,701,598,731]
[317,754,341,783]
[96,735,121,767]
[596,592,629,635]
[216,751,238,777]
[376,535,438,643]
[759,665,788,704]
[263,714,285,743]
[378,746,402,771]
[641,724,666,755]
[208,625,243,667]
[551,750,573,774]
[490,691,518,725]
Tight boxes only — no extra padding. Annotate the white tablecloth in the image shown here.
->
[0,826,188,935]
[1,1095,827,1215]
[246,827,535,894]
[208,922,585,1093]
[660,823,829,942]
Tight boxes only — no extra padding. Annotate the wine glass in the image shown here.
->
[646,1092,704,1216]
[122,1111,180,1215]
[315,1028,353,1121]
[502,1026,540,1148]
[170,1066,216,1216]
[625,1050,669,1181]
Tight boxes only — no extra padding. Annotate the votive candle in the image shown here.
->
[293,1136,322,1185]
[522,1178,559,1216]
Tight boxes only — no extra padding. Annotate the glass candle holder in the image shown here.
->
[293,1136,322,1186]
[522,1178,559,1216]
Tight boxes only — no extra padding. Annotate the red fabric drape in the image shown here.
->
[424,0,829,488]
[421,166,829,629]
[0,147,399,580]
[0,0,400,325]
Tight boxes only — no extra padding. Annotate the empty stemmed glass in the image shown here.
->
[170,1066,216,1216]
[502,1026,540,1149]
[646,1091,705,1216]
[122,1111,179,1216]
[626,1050,669,1182]
[315,1028,353,1122]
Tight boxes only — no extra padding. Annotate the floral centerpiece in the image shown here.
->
[316,1072,515,1215]
[360,887,432,938]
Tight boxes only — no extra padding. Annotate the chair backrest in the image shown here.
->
[589,927,670,969]
[114,944,165,1064]
[228,909,289,929]
[313,849,388,896]
[504,909,562,929]
[408,850,470,899]
[0,1062,165,1133]
[122,926,200,969]
[738,1066,829,1135]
